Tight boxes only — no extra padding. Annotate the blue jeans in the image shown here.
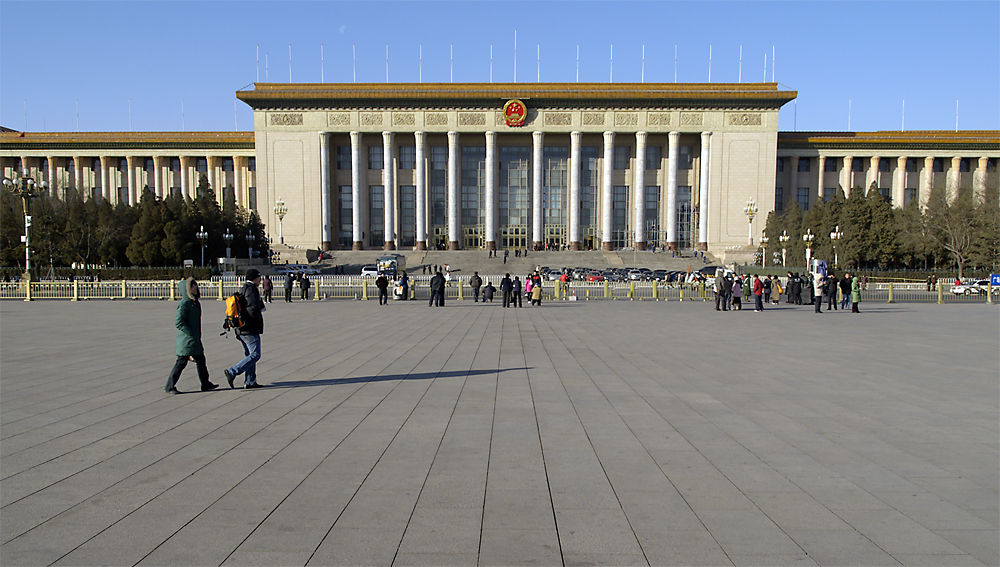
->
[841,293,850,310]
[230,333,261,386]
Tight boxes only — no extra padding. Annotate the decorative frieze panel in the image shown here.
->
[269,113,303,126]
[360,113,384,126]
[327,113,350,127]
[392,113,415,126]
[647,112,671,126]
[614,112,638,127]
[426,113,449,126]
[680,113,703,126]
[459,112,486,126]
[728,113,763,126]
[582,112,605,126]
[544,112,572,126]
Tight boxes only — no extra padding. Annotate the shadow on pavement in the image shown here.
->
[266,367,532,388]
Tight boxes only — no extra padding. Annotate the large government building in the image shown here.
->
[2,83,998,260]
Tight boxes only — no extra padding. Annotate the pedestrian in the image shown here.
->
[224,269,265,390]
[284,272,294,302]
[375,273,390,305]
[500,273,513,308]
[530,278,542,305]
[840,273,852,310]
[469,271,483,302]
[851,274,862,313]
[785,272,794,303]
[300,274,311,300]
[503,249,509,264]
[164,278,218,394]
[261,275,273,303]
[931,274,937,291]
[826,274,838,310]
[714,268,726,311]
[794,272,804,305]
[762,275,772,304]
[482,281,495,302]
[753,274,764,312]
[926,275,933,292]
[813,272,824,313]
[805,271,815,306]
[399,271,409,300]
[429,270,445,307]
[771,275,782,305]
[512,276,523,307]
[731,275,743,310]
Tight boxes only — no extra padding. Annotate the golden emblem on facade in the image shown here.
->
[503,99,527,127]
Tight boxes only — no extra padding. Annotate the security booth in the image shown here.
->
[377,254,406,279]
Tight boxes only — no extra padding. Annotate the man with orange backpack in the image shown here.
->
[224,269,266,390]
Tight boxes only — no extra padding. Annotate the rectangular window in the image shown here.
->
[775,187,784,212]
[678,146,693,170]
[369,185,384,246]
[776,158,785,172]
[222,158,234,172]
[368,146,383,170]
[823,187,837,201]
[400,185,416,247]
[196,158,207,173]
[614,146,630,170]
[933,158,944,172]
[852,159,864,172]
[644,185,661,245]
[797,187,810,210]
[879,187,891,204]
[612,185,629,248]
[904,188,917,207]
[677,186,692,249]
[906,158,918,173]
[430,146,447,226]
[959,158,971,172]
[544,147,568,228]
[825,158,837,172]
[336,146,351,169]
[338,186,352,247]
[988,158,998,172]
[797,158,810,172]
[646,146,662,170]
[461,146,486,227]
[879,159,890,172]
[499,146,530,228]
[398,146,416,169]
[580,146,599,229]
[247,186,256,209]
[248,157,256,171]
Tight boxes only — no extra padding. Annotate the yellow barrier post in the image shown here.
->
[679,287,684,302]
[652,281,659,301]
[604,280,610,299]
[937,283,944,304]
[122,280,128,299]
[887,282,895,303]
[170,280,176,301]
[458,278,464,301]
[628,281,635,300]
[362,278,368,300]
[24,280,32,302]
[988,281,993,304]
[72,279,79,301]
[218,280,224,300]
[314,278,322,300]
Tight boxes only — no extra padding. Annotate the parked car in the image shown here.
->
[360,265,379,277]
[627,270,643,281]
[586,271,604,282]
[951,279,995,296]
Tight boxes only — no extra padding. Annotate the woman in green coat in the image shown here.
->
[851,275,862,313]
[165,278,218,394]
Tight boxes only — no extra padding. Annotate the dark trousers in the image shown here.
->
[285,288,293,302]
[502,290,512,307]
[472,287,480,302]
[755,295,764,311]
[378,288,388,304]
[165,354,210,392]
[852,301,860,313]
[263,289,272,302]
[512,291,522,307]
[301,288,308,300]
[815,296,823,313]
[429,290,443,306]
[827,294,837,310]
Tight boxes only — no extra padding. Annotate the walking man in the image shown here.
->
[840,273,852,310]
[512,275,523,307]
[261,275,273,303]
[165,278,218,394]
[375,273,390,305]
[224,268,266,389]
[500,273,513,308]
[753,274,764,312]
[469,271,483,302]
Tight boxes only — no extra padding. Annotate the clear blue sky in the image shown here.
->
[2,1,997,134]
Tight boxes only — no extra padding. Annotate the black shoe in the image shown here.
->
[202,383,219,392]
[166,388,182,395]
[244,382,263,389]
[224,369,235,389]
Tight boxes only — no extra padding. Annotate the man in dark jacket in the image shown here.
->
[284,272,294,302]
[469,272,483,302]
[500,273,513,308]
[840,273,852,310]
[375,273,390,305]
[165,278,218,394]
[224,269,266,389]
[826,274,838,310]
[429,271,445,307]
[300,274,311,300]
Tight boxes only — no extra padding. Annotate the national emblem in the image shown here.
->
[503,99,526,127]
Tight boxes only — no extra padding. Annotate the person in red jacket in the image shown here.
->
[752,274,764,312]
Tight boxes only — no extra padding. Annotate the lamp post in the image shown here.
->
[223,229,234,259]
[3,172,47,285]
[743,199,758,246]
[760,232,769,268]
[779,230,790,267]
[196,225,208,267]
[829,225,843,268]
[802,228,815,271]
[247,230,255,262]
[274,198,288,244]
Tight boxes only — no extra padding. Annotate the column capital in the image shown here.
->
[635,131,648,144]
[349,131,361,143]
[533,130,545,142]
[414,130,426,143]
[485,131,497,145]
[570,130,582,140]
[382,131,394,143]
[319,131,330,147]
[603,131,614,143]
[447,130,459,141]
[668,130,680,141]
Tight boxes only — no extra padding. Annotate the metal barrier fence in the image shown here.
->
[1,277,995,304]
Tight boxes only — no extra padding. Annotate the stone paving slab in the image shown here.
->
[1,297,997,566]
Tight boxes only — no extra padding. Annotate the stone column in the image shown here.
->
[126,155,136,206]
[789,156,800,205]
[601,131,614,251]
[319,132,332,250]
[485,131,497,251]
[100,156,111,203]
[974,156,989,197]
[414,131,427,250]
[633,132,647,250]
[153,156,163,200]
[447,131,460,250]
[697,132,711,250]
[841,156,853,197]
[180,156,190,200]
[46,156,57,198]
[233,156,243,208]
[947,156,961,200]
[920,156,934,208]
[816,155,827,203]
[350,131,363,249]
[382,131,396,250]
[867,156,880,193]
[74,156,84,198]
[569,131,582,250]
[893,156,907,207]
[665,131,680,250]
[532,131,544,250]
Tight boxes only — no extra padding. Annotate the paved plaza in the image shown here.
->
[1,297,997,566]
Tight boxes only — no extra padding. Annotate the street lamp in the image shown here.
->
[274,198,288,244]
[247,230,255,262]
[802,228,815,271]
[3,172,47,285]
[743,199,758,246]
[779,230,790,267]
[223,228,234,259]
[196,225,209,267]
[760,232,769,268]
[829,225,843,268]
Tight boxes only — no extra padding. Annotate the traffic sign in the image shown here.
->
[991,274,1000,286]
